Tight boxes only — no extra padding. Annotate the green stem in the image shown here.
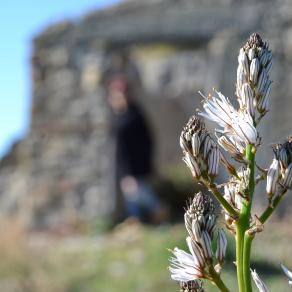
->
[243,233,254,292]
[236,220,245,292]
[235,145,255,292]
[259,193,285,224]
[208,266,230,292]
[241,144,255,292]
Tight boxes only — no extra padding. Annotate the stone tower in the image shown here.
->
[1,0,292,228]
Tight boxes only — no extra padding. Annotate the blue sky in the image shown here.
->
[0,0,121,157]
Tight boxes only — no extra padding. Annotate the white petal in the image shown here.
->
[251,269,269,292]
[281,264,292,281]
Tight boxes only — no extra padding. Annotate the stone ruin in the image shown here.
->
[1,0,292,228]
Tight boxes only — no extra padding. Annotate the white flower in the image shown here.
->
[169,237,205,282]
[199,91,258,146]
[281,264,292,285]
[251,269,269,292]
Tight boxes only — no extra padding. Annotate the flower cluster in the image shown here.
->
[199,34,272,163]
[266,137,292,196]
[169,192,227,284]
[180,116,220,178]
[236,33,272,117]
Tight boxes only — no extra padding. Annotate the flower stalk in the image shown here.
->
[208,265,230,292]
[168,32,291,292]
[242,144,256,292]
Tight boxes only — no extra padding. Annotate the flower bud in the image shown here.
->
[266,59,272,73]
[257,68,268,93]
[192,133,201,157]
[218,136,243,159]
[183,153,201,179]
[279,147,289,168]
[260,50,271,67]
[203,135,213,160]
[241,83,254,116]
[283,164,292,189]
[250,58,260,84]
[186,237,205,269]
[216,228,227,263]
[205,214,216,234]
[238,48,249,77]
[191,220,202,242]
[257,80,271,112]
[200,231,213,259]
[248,48,255,60]
[266,158,280,196]
[237,64,247,88]
[207,146,220,177]
[180,134,189,153]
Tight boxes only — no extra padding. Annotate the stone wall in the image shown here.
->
[1,0,292,228]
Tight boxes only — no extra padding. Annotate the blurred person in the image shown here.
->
[106,75,165,223]
[101,47,142,89]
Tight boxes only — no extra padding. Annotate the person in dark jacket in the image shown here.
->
[107,75,162,222]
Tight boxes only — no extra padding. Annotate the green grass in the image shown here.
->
[0,219,291,291]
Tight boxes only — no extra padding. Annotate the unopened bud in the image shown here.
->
[216,228,227,263]
[260,50,270,67]
[238,48,249,77]
[241,83,254,116]
[180,134,189,153]
[266,159,280,196]
[257,68,268,94]
[237,64,247,89]
[283,164,292,189]
[186,237,205,269]
[192,220,202,243]
[257,80,271,112]
[192,133,201,157]
[200,231,213,259]
[279,148,289,168]
[248,48,255,60]
[207,146,220,177]
[203,135,213,159]
[266,59,272,73]
[179,280,205,292]
[250,58,260,84]
[205,214,216,234]
[183,153,201,179]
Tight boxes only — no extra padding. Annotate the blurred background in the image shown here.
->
[1,0,292,291]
